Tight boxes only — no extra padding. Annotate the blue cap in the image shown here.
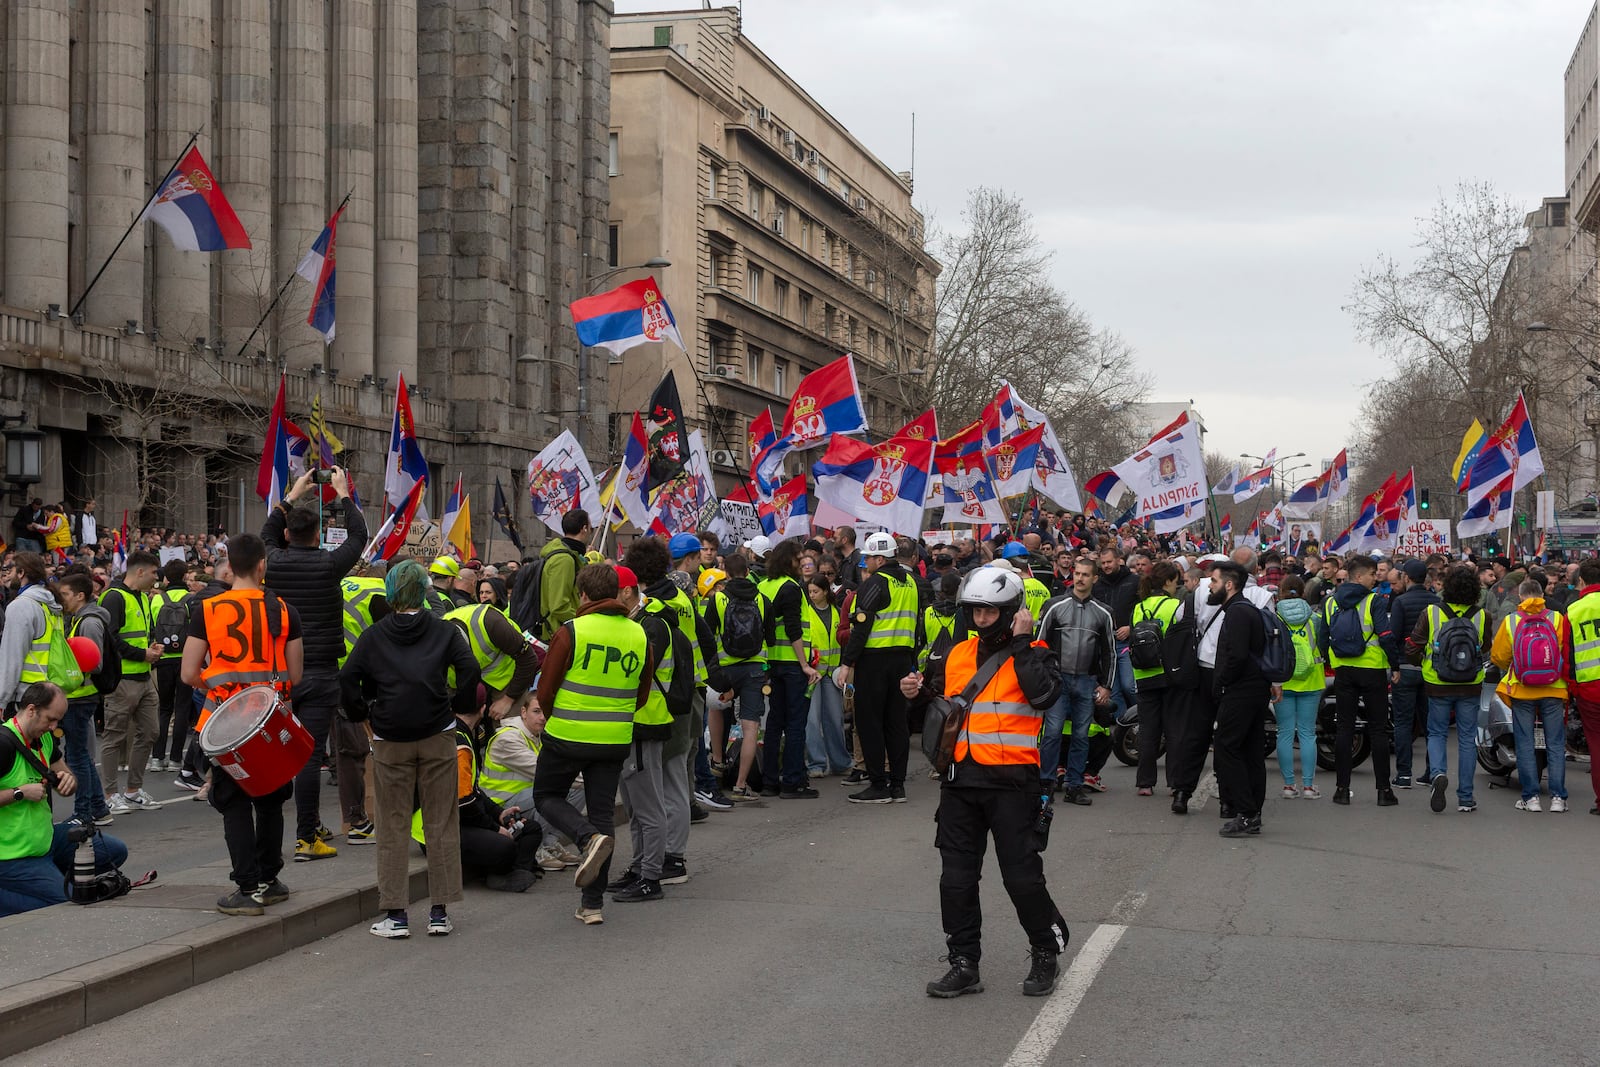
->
[1000,541,1029,559]
[669,533,702,560]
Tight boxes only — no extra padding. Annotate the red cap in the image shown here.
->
[614,565,639,590]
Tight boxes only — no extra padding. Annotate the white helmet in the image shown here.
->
[960,565,1025,608]
[862,532,896,556]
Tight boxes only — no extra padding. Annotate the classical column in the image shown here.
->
[151,0,211,341]
[215,0,271,340]
[83,0,145,326]
[4,0,71,311]
[328,0,376,381]
[271,0,326,363]
[374,0,418,386]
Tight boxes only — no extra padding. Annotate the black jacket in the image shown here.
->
[1213,594,1267,694]
[925,633,1060,792]
[1387,585,1439,670]
[1091,566,1139,630]
[340,610,480,742]
[262,499,368,672]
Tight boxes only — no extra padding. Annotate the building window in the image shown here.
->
[607,224,619,268]
[773,359,787,396]
[772,200,787,237]
[608,132,619,177]
[867,327,879,357]
[708,162,723,200]
[846,248,857,280]
[708,248,725,288]
[798,216,811,252]
[773,278,789,317]
[1551,201,1569,227]
[747,346,764,384]
[848,316,858,347]
[824,303,837,339]
[654,25,673,47]
[746,265,764,304]
[818,162,830,186]
[798,291,812,330]
[748,182,765,220]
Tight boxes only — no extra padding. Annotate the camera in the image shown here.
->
[66,822,94,845]
[311,468,335,485]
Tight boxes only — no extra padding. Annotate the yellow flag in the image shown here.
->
[1451,418,1487,490]
[447,494,473,559]
[309,392,344,456]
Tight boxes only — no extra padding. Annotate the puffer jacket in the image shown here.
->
[261,499,368,672]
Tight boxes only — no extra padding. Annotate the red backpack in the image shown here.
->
[1511,610,1563,687]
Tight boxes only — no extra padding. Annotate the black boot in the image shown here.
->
[1022,949,1059,996]
[1218,802,1234,819]
[1171,791,1188,815]
[1376,788,1398,807]
[926,956,983,998]
[1332,787,1351,805]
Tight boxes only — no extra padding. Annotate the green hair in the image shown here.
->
[385,559,429,612]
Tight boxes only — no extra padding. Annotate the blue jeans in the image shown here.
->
[1041,673,1097,789]
[762,662,811,789]
[1274,689,1319,786]
[1511,697,1567,800]
[1391,668,1423,778]
[61,698,109,823]
[1426,694,1479,802]
[1108,644,1136,722]
[0,822,129,917]
[805,674,851,774]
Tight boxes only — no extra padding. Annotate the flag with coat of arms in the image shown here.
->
[811,432,933,537]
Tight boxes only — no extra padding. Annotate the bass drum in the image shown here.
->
[200,686,313,797]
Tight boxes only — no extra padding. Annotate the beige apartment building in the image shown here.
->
[607,7,937,488]
[0,0,611,537]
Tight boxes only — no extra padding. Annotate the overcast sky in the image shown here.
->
[617,0,1589,480]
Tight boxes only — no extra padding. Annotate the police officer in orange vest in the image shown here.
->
[900,566,1068,1000]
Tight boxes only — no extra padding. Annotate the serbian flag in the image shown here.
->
[891,409,939,444]
[255,376,292,507]
[295,204,344,343]
[755,355,866,493]
[1323,517,1356,555]
[1083,470,1126,504]
[812,432,933,537]
[985,424,1045,499]
[569,276,685,357]
[1242,513,1260,545]
[384,374,430,521]
[979,382,1080,510]
[441,476,473,560]
[938,421,1004,525]
[1233,465,1273,504]
[934,418,986,474]
[747,408,777,466]
[1325,448,1350,504]
[1348,490,1388,553]
[1149,500,1204,535]
[758,475,811,540]
[608,411,654,531]
[1219,514,1232,543]
[366,478,427,562]
[1465,392,1543,505]
[1377,468,1416,527]
[139,146,251,252]
[1457,471,1515,538]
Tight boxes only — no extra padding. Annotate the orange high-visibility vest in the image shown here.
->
[197,590,291,729]
[944,638,1045,767]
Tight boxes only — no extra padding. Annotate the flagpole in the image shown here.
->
[234,188,353,361]
[68,128,202,320]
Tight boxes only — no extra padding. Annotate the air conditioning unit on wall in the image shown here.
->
[710,449,738,466]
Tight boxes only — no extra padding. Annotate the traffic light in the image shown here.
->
[1419,488,1430,511]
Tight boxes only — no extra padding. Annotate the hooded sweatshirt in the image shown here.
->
[340,609,482,741]
[704,576,766,665]
[0,584,59,705]
[1490,595,1573,703]
[1319,581,1398,667]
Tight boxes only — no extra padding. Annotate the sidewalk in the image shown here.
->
[0,851,429,1055]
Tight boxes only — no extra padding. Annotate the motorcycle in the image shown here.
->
[1110,701,1157,768]
[1476,680,1590,784]
[1262,680,1374,772]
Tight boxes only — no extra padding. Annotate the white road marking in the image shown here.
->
[1002,889,1146,1067]
[1190,772,1216,812]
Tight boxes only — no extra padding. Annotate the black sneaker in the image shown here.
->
[694,790,734,811]
[1429,774,1448,813]
[1218,814,1261,838]
[780,786,820,799]
[612,878,664,903]
[217,889,264,916]
[1332,787,1351,805]
[848,784,894,804]
[1171,792,1188,815]
[1063,788,1091,807]
[759,785,781,798]
[841,769,867,786]
[890,785,907,803]
[690,804,709,823]
[926,955,983,998]
[1392,774,1413,789]
[254,878,290,906]
[1376,788,1399,807]
[660,855,689,885]
[606,868,641,893]
[1022,949,1059,996]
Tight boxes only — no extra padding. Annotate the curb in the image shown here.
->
[1,863,429,1055]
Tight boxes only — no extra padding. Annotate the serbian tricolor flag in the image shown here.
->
[607,411,654,531]
[1233,465,1273,504]
[934,418,986,474]
[1377,468,1416,527]
[1219,514,1232,543]
[569,276,685,357]
[1083,470,1126,504]
[985,424,1045,500]
[1242,514,1260,545]
[747,408,777,466]
[366,478,427,562]
[295,204,344,343]
[255,376,292,508]
[139,147,251,252]
[1458,471,1515,538]
[384,374,430,521]
[812,432,933,537]
[891,409,939,444]
[754,355,866,493]
[1323,518,1356,555]
[758,474,811,540]
[1465,392,1544,505]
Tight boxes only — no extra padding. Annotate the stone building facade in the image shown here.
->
[607,7,937,491]
[0,0,612,544]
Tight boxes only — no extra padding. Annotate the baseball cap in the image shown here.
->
[614,565,639,590]
[742,534,772,558]
[1401,559,1427,582]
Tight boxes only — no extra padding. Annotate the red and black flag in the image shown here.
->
[643,371,687,490]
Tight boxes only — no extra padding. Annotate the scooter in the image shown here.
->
[1262,680,1373,772]
[1475,679,1590,784]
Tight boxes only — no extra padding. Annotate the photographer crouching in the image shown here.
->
[0,682,130,916]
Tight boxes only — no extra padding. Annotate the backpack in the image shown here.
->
[1254,604,1297,684]
[719,594,766,661]
[1430,605,1483,683]
[151,590,192,655]
[1160,601,1220,692]
[1327,600,1370,659]
[1510,610,1563,687]
[508,547,578,639]
[42,607,84,693]
[1285,619,1318,682]
[69,611,123,696]
[1127,598,1173,671]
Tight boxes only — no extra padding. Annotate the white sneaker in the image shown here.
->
[124,789,160,809]
[370,916,410,939]
[1551,796,1568,813]
[534,844,568,872]
[146,757,164,772]
[106,793,134,814]
[1516,796,1542,812]
[1282,785,1298,799]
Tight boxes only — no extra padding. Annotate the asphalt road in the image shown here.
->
[15,747,1600,1067]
